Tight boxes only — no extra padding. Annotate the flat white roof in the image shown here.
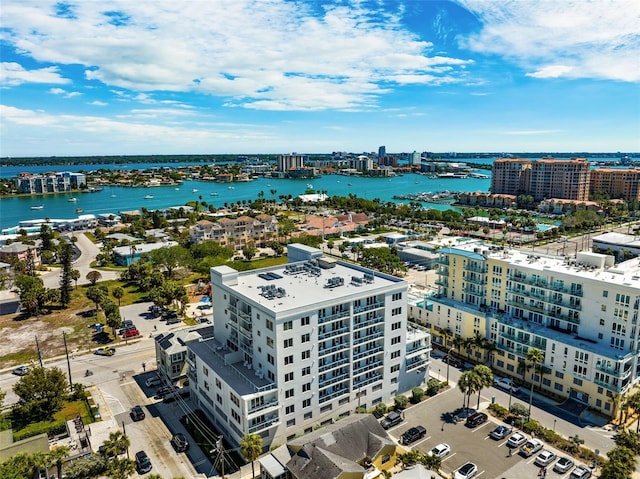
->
[216,259,406,314]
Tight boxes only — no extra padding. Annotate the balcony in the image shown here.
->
[436,257,450,266]
[319,356,350,373]
[319,387,348,404]
[593,378,621,393]
[354,301,385,314]
[438,266,450,276]
[406,354,428,370]
[319,372,349,388]
[353,373,383,389]
[435,278,449,287]
[463,285,485,296]
[353,345,384,361]
[354,315,384,330]
[248,414,280,433]
[318,310,350,325]
[464,263,487,274]
[406,343,429,355]
[353,330,384,345]
[354,359,383,375]
[318,324,350,340]
[319,342,349,356]
[248,397,279,415]
[464,275,486,286]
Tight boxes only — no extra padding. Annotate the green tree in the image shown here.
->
[112,286,124,306]
[86,285,108,311]
[326,240,334,254]
[39,223,54,252]
[59,242,74,306]
[15,274,45,317]
[13,366,68,421]
[615,430,640,455]
[601,445,637,478]
[148,245,193,278]
[242,241,257,261]
[360,247,404,274]
[86,270,102,285]
[104,301,122,338]
[104,457,135,479]
[48,445,70,479]
[526,348,544,418]
[240,433,263,478]
[472,364,493,409]
[70,269,81,289]
[100,430,130,459]
[394,395,409,410]
[458,370,481,409]
[269,240,284,256]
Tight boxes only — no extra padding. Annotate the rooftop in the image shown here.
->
[214,258,406,314]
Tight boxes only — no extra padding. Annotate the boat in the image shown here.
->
[438,173,468,179]
[144,195,154,199]
[210,192,219,196]
[68,197,77,202]
[468,173,490,179]
[175,188,180,191]
[30,205,44,210]
[111,194,117,197]
[307,183,314,189]
[228,186,234,190]
[75,208,84,213]
[192,189,198,193]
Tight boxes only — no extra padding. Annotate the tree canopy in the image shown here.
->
[13,366,68,421]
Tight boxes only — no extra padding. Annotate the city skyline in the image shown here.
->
[1,0,638,158]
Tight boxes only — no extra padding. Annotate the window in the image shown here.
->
[390,364,399,373]
[391,350,400,359]
[302,366,311,376]
[284,338,293,348]
[267,354,274,365]
[573,378,583,386]
[302,382,311,392]
[266,337,274,348]
[285,389,295,399]
[266,319,273,331]
[320,404,332,413]
[285,372,294,382]
[216,394,222,404]
[301,333,310,343]
[286,419,295,427]
[304,412,313,420]
[600,318,605,326]
[284,355,294,365]
[392,292,402,301]
[286,405,295,414]
[603,290,608,298]
[215,379,222,389]
[392,321,401,330]
[284,321,293,330]
[302,350,310,360]
[601,305,606,312]
[382,455,390,465]
[391,336,401,345]
[230,393,240,406]
[302,398,311,408]
[301,316,310,326]
[392,307,402,316]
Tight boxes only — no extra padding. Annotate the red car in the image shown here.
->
[122,329,140,339]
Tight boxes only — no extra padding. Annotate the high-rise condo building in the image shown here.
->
[409,240,640,418]
[590,168,640,202]
[187,245,430,450]
[491,158,531,196]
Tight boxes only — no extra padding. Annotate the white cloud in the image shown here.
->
[457,0,640,82]
[501,129,563,136]
[0,62,69,86]
[48,87,82,98]
[0,1,472,110]
[89,100,108,106]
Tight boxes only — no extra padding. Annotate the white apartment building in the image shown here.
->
[409,240,640,417]
[187,245,430,449]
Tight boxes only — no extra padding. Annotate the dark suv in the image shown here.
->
[380,411,402,430]
[466,412,488,428]
[171,433,189,452]
[401,425,426,445]
[135,450,152,473]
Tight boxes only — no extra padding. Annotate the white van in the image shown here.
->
[145,376,162,387]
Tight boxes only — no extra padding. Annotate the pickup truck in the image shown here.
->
[380,411,402,430]
[519,438,543,457]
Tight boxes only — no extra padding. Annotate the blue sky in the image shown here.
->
[1,0,638,157]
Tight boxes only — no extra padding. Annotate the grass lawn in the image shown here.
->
[13,399,93,441]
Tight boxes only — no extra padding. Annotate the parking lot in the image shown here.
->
[386,380,596,479]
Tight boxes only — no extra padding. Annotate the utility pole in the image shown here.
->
[35,335,43,367]
[63,332,73,388]
[122,421,130,459]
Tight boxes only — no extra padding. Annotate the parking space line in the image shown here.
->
[442,452,456,462]
[476,470,486,477]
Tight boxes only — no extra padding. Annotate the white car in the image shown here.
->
[428,443,451,458]
[534,449,556,467]
[493,377,520,393]
[506,432,527,448]
[454,462,478,479]
[520,438,544,457]
[94,346,115,356]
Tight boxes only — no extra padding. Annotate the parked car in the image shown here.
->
[466,412,487,428]
[145,376,162,387]
[493,377,520,393]
[380,411,402,430]
[570,465,592,479]
[489,425,512,440]
[554,457,575,473]
[135,450,152,474]
[443,356,463,367]
[401,426,426,445]
[156,386,173,398]
[506,432,527,448]
[94,346,115,356]
[454,407,476,423]
[454,462,478,479]
[428,443,451,458]
[130,405,145,421]
[519,439,543,457]
[171,433,189,452]
[122,329,140,339]
[12,365,29,376]
[534,450,557,467]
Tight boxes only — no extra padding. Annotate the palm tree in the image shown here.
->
[623,390,640,433]
[102,430,130,458]
[483,340,497,367]
[70,269,81,289]
[526,348,544,419]
[47,446,70,479]
[458,371,480,409]
[472,364,494,409]
[112,286,124,306]
[240,433,262,478]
